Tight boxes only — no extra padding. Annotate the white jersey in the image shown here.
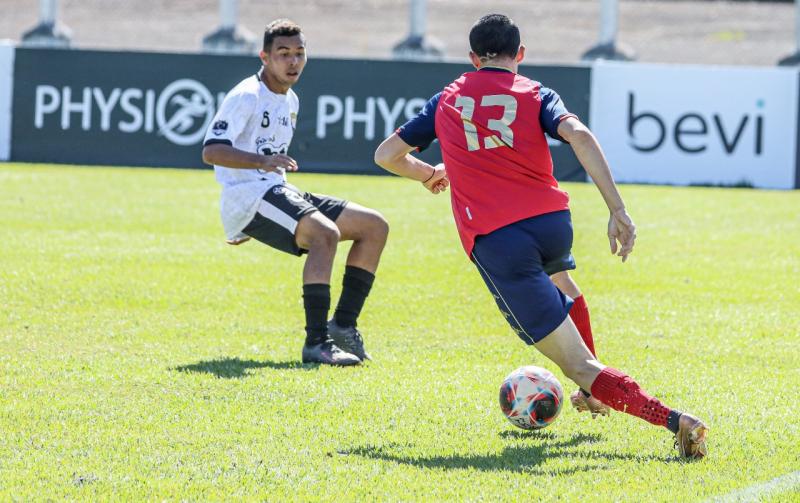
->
[203,73,300,240]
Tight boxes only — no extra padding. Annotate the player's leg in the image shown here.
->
[333,202,389,273]
[549,270,604,414]
[533,320,708,458]
[547,230,596,357]
[293,210,360,365]
[541,218,597,358]
[242,185,359,366]
[544,214,600,414]
[295,210,340,284]
[314,197,389,360]
[473,212,707,458]
[550,271,581,299]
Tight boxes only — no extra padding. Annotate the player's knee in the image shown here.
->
[317,224,341,248]
[352,209,389,243]
[550,271,580,297]
[370,211,390,241]
[303,218,340,250]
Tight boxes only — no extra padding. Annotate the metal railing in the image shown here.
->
[202,0,257,54]
[779,0,800,65]
[21,0,71,48]
[392,0,444,61]
[15,0,800,66]
[582,0,634,61]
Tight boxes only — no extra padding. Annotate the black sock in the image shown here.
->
[303,283,330,346]
[666,410,682,434]
[333,265,375,328]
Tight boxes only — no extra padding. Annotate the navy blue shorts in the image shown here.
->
[471,210,576,345]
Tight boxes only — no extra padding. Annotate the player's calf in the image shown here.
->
[589,367,709,459]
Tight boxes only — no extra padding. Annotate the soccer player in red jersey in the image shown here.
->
[374,14,708,458]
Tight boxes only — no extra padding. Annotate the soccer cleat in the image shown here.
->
[674,413,709,459]
[301,339,361,366]
[569,389,611,418]
[225,232,251,245]
[327,319,371,361]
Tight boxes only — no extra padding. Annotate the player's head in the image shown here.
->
[260,19,307,90]
[468,14,524,67]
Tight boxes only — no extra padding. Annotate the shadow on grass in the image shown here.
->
[172,357,316,378]
[497,429,562,440]
[346,431,674,473]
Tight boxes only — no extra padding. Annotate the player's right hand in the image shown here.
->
[423,163,449,194]
[608,208,636,262]
[261,154,298,172]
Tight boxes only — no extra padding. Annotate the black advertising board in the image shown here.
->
[11,48,589,180]
[12,48,250,168]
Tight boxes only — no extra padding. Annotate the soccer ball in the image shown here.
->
[499,366,563,430]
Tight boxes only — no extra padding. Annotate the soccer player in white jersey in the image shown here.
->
[202,19,389,366]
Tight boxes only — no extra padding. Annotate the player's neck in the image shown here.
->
[260,68,291,95]
[477,59,518,73]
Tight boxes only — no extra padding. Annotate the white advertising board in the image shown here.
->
[0,41,14,161]
[590,61,799,189]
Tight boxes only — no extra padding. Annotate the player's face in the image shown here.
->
[261,35,307,88]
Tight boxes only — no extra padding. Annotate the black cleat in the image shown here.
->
[327,319,371,361]
[301,339,361,366]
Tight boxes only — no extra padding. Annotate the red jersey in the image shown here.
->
[398,68,574,257]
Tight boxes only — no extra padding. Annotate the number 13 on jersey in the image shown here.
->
[454,94,517,151]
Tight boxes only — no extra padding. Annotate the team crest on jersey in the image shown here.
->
[261,111,270,128]
[211,120,228,136]
[256,137,287,156]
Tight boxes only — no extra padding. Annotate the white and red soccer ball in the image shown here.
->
[499,366,564,430]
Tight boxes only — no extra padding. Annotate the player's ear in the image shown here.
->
[516,45,526,63]
[259,50,269,65]
[469,51,481,69]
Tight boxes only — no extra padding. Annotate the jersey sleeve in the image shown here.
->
[203,90,256,147]
[396,92,441,152]
[539,87,577,144]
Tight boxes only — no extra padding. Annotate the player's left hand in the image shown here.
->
[608,208,636,262]
[423,163,449,194]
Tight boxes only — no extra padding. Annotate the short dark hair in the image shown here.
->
[263,19,303,51]
[469,14,520,60]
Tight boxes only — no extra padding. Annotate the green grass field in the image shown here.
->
[1,163,799,501]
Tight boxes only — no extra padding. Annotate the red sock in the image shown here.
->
[570,295,596,357]
[590,367,671,428]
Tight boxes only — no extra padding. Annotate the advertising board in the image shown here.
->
[12,48,589,179]
[590,61,799,189]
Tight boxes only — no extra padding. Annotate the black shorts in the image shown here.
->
[242,183,348,256]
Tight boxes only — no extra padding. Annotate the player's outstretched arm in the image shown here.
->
[374,134,449,194]
[557,117,636,262]
[202,143,298,173]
